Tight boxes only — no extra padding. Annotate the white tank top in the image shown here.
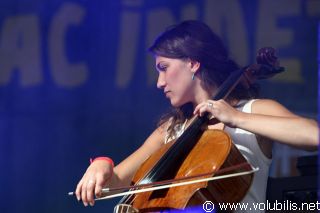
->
[224,99,271,212]
[165,99,272,212]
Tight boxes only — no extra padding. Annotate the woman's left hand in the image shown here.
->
[193,100,242,127]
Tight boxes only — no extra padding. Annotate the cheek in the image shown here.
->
[169,71,192,98]
[167,67,189,84]
[166,69,180,82]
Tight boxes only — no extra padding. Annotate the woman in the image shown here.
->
[75,20,318,209]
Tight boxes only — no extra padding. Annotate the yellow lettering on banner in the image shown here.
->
[116,12,141,88]
[116,0,143,88]
[0,15,42,86]
[204,0,249,66]
[49,2,88,87]
[273,59,302,82]
[256,0,303,83]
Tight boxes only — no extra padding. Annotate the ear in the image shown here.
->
[189,59,201,74]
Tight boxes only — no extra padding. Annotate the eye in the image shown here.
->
[157,63,168,72]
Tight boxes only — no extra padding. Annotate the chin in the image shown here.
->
[170,102,178,107]
[169,99,179,107]
[170,99,186,108]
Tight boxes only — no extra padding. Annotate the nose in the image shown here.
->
[157,72,166,89]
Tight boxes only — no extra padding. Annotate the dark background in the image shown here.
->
[0,0,318,212]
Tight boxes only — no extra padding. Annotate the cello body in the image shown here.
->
[115,130,253,212]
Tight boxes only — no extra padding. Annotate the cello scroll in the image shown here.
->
[241,47,285,88]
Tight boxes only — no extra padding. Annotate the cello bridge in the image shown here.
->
[114,204,139,213]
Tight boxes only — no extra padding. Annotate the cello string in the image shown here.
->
[95,167,259,201]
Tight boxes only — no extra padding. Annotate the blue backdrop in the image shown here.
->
[0,0,318,212]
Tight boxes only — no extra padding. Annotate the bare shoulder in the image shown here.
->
[251,99,298,117]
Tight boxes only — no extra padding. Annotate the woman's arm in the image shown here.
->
[194,99,319,151]
[75,123,167,206]
[237,99,318,150]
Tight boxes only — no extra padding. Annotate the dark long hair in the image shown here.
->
[148,20,258,134]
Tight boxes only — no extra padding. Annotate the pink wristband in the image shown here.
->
[90,156,114,168]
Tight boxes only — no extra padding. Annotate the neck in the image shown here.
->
[191,83,214,108]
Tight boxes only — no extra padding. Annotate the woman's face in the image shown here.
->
[155,56,196,107]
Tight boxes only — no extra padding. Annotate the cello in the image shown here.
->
[97,47,284,212]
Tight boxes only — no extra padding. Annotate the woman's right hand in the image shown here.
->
[75,160,113,206]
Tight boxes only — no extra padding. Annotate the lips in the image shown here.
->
[164,91,171,97]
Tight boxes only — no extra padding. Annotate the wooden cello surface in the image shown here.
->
[116,130,253,212]
[112,47,284,212]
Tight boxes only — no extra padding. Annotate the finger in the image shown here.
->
[75,179,84,201]
[193,103,203,114]
[81,180,89,206]
[206,101,214,110]
[194,105,205,116]
[198,104,211,116]
[194,101,209,115]
[86,179,96,206]
[94,174,106,198]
